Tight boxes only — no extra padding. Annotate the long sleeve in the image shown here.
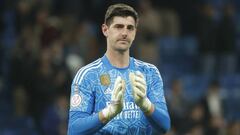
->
[146,66,171,133]
[68,59,105,134]
[68,111,105,135]
[146,103,170,134]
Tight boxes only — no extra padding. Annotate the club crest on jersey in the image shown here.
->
[71,93,82,108]
[100,74,110,86]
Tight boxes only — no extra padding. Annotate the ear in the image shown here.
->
[102,24,108,37]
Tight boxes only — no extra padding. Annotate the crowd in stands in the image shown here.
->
[0,0,239,134]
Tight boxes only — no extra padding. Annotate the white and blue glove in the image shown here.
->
[101,76,125,121]
[129,71,152,113]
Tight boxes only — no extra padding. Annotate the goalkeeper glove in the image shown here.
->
[101,76,125,121]
[129,71,152,113]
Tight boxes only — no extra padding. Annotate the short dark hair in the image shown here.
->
[104,3,139,26]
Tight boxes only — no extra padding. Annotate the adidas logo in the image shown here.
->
[104,88,112,95]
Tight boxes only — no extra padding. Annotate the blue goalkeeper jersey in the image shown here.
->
[68,55,170,135]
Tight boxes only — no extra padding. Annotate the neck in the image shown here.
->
[106,49,130,68]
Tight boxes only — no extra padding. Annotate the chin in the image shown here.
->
[119,44,130,49]
[115,46,129,52]
[116,47,128,52]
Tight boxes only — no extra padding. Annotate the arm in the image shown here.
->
[145,101,170,134]
[129,70,170,134]
[68,111,105,135]
[146,68,171,133]
[68,76,125,135]
[67,81,105,135]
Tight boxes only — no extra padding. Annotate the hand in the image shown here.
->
[129,71,152,113]
[101,76,125,121]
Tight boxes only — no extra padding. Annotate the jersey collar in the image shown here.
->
[101,54,134,71]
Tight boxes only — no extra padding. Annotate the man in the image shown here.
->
[68,3,170,135]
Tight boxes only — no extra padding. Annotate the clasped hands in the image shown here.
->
[101,71,153,121]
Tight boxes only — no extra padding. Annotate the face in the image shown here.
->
[102,16,137,52]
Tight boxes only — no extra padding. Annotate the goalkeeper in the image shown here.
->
[68,3,170,135]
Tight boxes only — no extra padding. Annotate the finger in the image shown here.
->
[114,76,122,87]
[135,81,146,94]
[135,75,146,86]
[136,71,144,79]
[133,91,141,101]
[113,76,122,95]
[113,82,123,98]
[133,86,145,98]
[118,79,126,97]
[133,90,142,101]
[121,79,126,90]
[116,90,124,101]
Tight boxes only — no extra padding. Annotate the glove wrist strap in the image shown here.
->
[141,98,152,113]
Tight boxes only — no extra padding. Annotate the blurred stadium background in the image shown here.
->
[0,0,240,135]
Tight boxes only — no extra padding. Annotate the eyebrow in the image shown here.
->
[113,23,135,28]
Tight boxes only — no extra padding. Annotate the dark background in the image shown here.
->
[0,0,240,134]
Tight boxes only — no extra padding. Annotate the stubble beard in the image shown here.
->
[115,42,131,54]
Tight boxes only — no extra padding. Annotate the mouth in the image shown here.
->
[118,39,129,44]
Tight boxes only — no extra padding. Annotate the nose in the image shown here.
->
[121,28,128,38]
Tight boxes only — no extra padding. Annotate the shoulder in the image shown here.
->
[72,58,103,84]
[132,58,159,73]
[82,58,103,70]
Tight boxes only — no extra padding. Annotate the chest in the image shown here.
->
[95,71,133,101]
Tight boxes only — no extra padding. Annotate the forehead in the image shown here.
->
[110,16,136,26]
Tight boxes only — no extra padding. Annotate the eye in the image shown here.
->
[114,24,124,29]
[127,25,135,31]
